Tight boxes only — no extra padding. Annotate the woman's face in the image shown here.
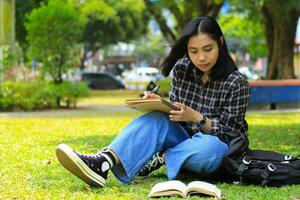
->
[187,33,220,75]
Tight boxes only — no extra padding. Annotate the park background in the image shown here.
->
[0,0,300,199]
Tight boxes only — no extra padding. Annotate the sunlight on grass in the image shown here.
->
[246,113,300,155]
[247,113,300,125]
[1,107,300,199]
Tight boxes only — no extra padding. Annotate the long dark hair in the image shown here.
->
[161,16,237,81]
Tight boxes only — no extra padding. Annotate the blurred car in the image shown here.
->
[122,67,165,90]
[238,66,259,80]
[74,71,125,90]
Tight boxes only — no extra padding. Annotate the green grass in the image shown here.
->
[1,90,300,199]
[80,90,144,105]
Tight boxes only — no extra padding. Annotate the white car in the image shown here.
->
[123,67,164,89]
[238,66,259,80]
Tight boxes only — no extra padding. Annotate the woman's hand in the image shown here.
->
[142,91,161,99]
[169,102,201,123]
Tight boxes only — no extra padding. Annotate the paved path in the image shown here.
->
[0,104,135,117]
[0,104,299,117]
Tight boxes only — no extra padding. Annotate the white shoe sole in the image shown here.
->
[56,144,106,187]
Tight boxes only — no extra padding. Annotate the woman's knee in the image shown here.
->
[193,133,228,155]
[144,111,168,119]
[182,150,226,174]
[140,111,170,125]
[180,135,228,173]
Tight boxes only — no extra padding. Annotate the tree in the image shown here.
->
[69,0,150,69]
[229,0,300,79]
[262,0,300,79]
[0,0,15,96]
[143,0,224,44]
[25,0,84,84]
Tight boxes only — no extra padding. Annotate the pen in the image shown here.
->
[149,85,160,94]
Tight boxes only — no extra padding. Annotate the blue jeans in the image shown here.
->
[109,112,228,183]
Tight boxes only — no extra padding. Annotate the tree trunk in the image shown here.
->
[143,0,223,44]
[143,0,177,44]
[262,0,299,79]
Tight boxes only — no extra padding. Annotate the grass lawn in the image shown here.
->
[1,90,300,199]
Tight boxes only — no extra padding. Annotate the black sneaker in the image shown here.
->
[138,152,165,176]
[56,144,114,187]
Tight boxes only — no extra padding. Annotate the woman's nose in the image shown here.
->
[198,54,206,62]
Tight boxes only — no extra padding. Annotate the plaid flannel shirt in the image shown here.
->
[169,58,249,143]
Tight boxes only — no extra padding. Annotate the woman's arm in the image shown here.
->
[169,79,249,139]
[210,80,250,140]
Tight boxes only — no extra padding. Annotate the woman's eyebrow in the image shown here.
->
[202,44,213,48]
[188,47,198,49]
[188,44,213,49]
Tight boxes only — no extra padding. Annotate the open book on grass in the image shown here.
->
[148,180,222,199]
[124,98,180,114]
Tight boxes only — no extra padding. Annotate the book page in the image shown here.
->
[185,181,221,198]
[148,180,187,198]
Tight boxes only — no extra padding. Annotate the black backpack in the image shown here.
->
[222,134,300,187]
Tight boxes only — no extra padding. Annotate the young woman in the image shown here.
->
[56,16,249,187]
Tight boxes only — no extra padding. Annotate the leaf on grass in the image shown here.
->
[43,159,52,165]
[83,185,91,191]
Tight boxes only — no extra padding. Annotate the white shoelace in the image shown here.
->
[79,153,102,159]
[144,153,164,170]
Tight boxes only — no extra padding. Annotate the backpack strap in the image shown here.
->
[236,157,279,185]
[260,163,277,186]
[261,163,276,179]
[248,150,296,162]
[236,157,251,175]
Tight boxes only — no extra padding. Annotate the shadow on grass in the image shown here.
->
[53,134,117,152]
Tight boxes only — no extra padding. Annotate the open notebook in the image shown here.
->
[124,98,180,114]
[148,180,222,198]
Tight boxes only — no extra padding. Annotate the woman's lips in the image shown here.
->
[198,63,210,68]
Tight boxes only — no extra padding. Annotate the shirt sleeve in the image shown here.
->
[169,69,179,103]
[210,80,250,142]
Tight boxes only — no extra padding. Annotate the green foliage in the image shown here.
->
[229,0,300,22]
[50,81,90,108]
[133,33,167,67]
[15,0,47,47]
[79,0,115,21]
[0,81,89,111]
[25,0,84,83]
[0,44,23,69]
[69,0,150,52]
[16,0,149,54]
[218,14,268,58]
[228,0,264,20]
[156,77,171,97]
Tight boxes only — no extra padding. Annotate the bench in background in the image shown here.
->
[249,79,300,110]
